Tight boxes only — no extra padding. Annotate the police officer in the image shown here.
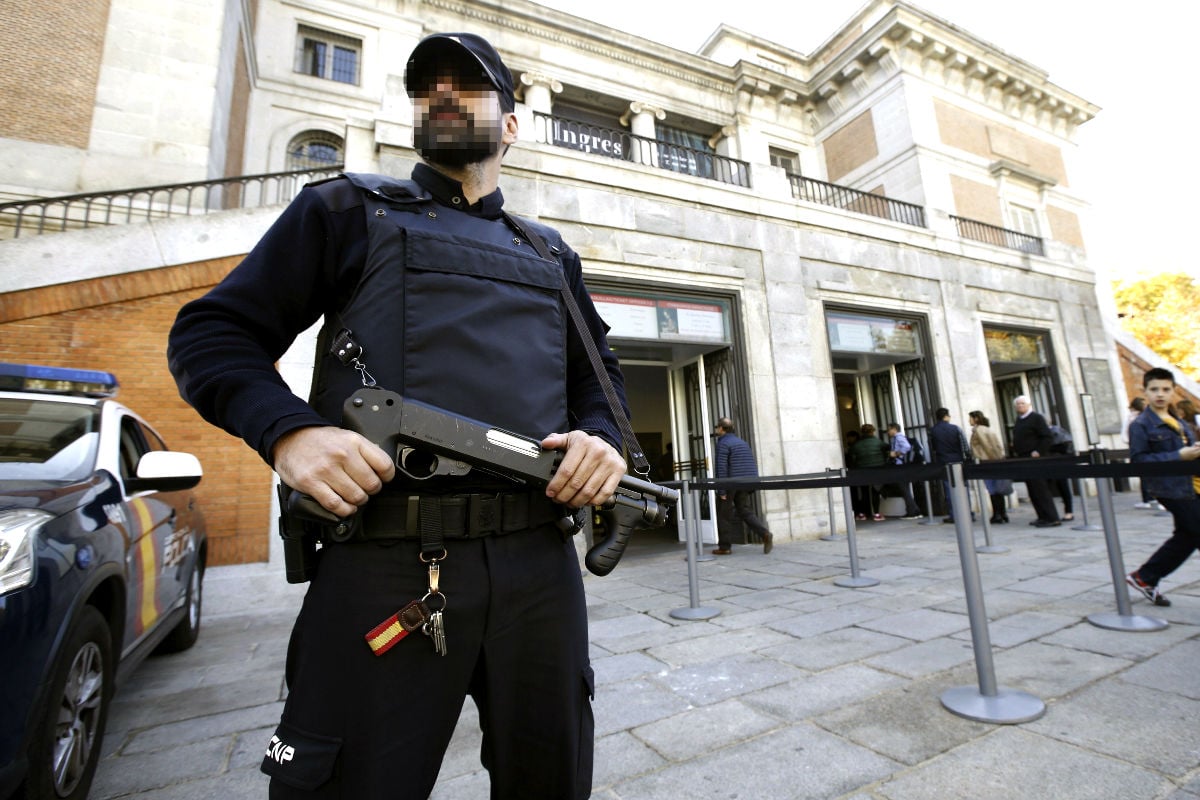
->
[168,31,628,799]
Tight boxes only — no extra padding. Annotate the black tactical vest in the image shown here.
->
[309,173,569,445]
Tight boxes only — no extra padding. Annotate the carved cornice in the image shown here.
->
[798,7,1096,136]
[421,0,733,98]
[990,159,1058,189]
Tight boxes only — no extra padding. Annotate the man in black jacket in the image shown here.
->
[168,32,625,799]
[929,408,970,522]
[1012,395,1062,527]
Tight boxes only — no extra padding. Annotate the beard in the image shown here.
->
[414,103,503,168]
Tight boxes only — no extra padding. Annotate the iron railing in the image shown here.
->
[0,165,344,240]
[950,215,1044,256]
[789,174,927,228]
[532,112,751,188]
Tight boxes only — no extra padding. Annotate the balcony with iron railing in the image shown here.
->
[950,215,1045,256]
[0,149,1051,266]
[0,166,343,240]
[787,174,927,228]
[531,111,751,188]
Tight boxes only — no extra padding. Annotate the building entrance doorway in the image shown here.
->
[984,328,1063,451]
[591,288,745,549]
[825,309,937,458]
[826,308,937,515]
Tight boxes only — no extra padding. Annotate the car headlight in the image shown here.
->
[0,509,52,595]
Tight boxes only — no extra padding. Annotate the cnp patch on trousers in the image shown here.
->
[260,721,342,790]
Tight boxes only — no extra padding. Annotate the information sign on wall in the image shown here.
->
[592,293,729,343]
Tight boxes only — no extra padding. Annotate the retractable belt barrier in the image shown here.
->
[664,451,1191,725]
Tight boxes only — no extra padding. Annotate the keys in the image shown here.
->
[420,549,448,656]
[425,609,447,656]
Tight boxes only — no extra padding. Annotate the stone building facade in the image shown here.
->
[1,0,1135,563]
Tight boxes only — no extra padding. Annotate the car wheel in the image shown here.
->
[158,561,203,653]
[26,605,112,800]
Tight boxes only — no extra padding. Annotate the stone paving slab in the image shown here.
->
[875,727,1164,800]
[88,494,1200,799]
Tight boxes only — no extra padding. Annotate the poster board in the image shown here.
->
[1078,358,1122,435]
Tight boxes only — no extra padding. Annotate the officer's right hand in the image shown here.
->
[272,426,396,518]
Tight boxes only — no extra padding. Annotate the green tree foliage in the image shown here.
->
[1112,272,1200,379]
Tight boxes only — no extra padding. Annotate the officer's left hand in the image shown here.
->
[541,430,626,508]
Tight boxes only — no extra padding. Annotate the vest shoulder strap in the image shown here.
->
[307,175,363,213]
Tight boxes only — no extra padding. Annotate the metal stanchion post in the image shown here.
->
[1085,450,1167,632]
[941,463,1045,724]
[671,480,720,621]
[919,479,941,525]
[974,479,1008,554]
[834,482,879,588]
[821,467,844,541]
[1071,475,1102,532]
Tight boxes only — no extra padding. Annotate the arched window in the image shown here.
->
[286,131,344,170]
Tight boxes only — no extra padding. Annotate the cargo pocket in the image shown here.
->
[260,721,342,791]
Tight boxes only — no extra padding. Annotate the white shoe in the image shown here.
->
[1134,502,1154,509]
[1153,501,1166,511]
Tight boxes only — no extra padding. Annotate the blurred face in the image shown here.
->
[1014,398,1030,415]
[1145,378,1174,412]
[411,62,510,167]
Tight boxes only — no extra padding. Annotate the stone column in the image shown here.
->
[620,101,666,167]
[518,71,563,144]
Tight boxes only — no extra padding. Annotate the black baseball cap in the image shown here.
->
[404,32,515,111]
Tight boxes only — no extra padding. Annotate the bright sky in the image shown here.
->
[533,0,1194,283]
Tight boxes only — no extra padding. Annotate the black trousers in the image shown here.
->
[1137,494,1200,586]
[717,491,769,548]
[1024,478,1060,522]
[263,524,593,799]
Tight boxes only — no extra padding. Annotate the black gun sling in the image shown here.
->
[501,211,650,478]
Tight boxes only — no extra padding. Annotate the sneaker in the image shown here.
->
[872,513,885,521]
[1127,573,1171,607]
[1134,501,1154,509]
[855,513,866,521]
[901,513,923,520]
[1153,501,1166,511]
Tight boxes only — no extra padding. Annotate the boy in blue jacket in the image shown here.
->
[1126,367,1200,606]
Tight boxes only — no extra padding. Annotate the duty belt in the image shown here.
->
[353,490,563,542]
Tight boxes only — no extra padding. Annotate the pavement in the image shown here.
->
[90,490,1199,800]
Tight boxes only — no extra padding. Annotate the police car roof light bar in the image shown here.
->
[0,362,119,397]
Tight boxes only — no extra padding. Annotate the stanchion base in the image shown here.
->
[834,575,880,588]
[819,534,844,541]
[669,606,721,621]
[976,545,1009,554]
[940,686,1045,724]
[696,554,715,563]
[1071,523,1102,531]
[1086,612,1168,632]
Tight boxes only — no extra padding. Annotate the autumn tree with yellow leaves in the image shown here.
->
[1112,272,1200,380]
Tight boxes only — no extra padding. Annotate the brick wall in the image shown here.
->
[0,0,111,149]
[1116,341,1199,409]
[822,110,878,183]
[933,99,1068,187]
[0,258,274,566]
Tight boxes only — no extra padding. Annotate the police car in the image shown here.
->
[0,364,207,800]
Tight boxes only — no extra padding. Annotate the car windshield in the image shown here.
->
[0,398,100,481]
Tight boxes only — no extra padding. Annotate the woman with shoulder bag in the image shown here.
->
[969,411,1012,523]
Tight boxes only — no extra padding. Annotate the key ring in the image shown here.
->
[421,591,446,614]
